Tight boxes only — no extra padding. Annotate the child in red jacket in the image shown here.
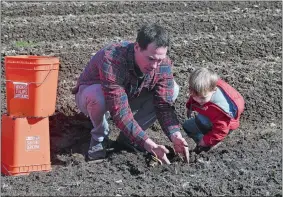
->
[183,68,245,154]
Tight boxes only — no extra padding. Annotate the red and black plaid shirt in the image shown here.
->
[73,41,180,147]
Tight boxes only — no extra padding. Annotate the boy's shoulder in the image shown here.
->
[216,79,245,115]
[217,79,239,94]
[216,79,243,99]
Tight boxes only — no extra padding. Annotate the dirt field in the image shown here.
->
[1,1,282,196]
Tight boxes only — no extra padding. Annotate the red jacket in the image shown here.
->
[186,79,245,146]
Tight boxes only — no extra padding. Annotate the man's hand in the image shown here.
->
[170,132,190,163]
[151,145,171,164]
[144,138,171,164]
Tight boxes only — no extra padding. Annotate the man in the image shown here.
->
[72,23,189,164]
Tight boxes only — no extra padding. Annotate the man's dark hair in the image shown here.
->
[136,23,170,50]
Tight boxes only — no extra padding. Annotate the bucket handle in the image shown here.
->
[1,163,12,176]
[5,70,52,85]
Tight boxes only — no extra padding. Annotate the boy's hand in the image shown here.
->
[194,138,211,154]
[170,132,190,163]
[193,145,211,154]
[198,137,208,147]
[144,138,170,164]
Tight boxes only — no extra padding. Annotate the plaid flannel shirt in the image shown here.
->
[73,41,180,148]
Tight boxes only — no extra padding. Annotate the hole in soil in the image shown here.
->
[165,145,185,163]
[126,161,142,176]
[145,145,185,167]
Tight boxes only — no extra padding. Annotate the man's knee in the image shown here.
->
[86,89,106,115]
[77,84,107,116]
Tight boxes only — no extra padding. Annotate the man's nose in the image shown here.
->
[151,62,158,69]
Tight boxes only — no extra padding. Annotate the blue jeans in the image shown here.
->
[182,114,213,144]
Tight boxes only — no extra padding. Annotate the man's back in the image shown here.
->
[72,41,132,94]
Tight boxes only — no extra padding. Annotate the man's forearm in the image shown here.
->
[156,108,180,138]
[107,97,149,148]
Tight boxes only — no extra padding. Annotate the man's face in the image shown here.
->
[134,42,168,74]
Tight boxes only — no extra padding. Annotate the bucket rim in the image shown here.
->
[4,55,59,60]
[4,56,59,64]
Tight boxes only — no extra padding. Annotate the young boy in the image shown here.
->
[183,68,245,154]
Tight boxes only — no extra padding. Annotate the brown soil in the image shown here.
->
[1,1,282,196]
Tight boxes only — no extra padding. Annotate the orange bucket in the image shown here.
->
[5,55,59,117]
[1,114,51,176]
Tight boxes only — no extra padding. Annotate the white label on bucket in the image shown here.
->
[26,136,40,151]
[14,82,29,99]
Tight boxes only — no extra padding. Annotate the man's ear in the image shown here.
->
[134,42,140,52]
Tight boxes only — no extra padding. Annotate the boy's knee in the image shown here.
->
[182,119,195,134]
[182,119,204,144]
[183,118,204,135]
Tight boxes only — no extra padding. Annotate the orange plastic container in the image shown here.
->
[1,114,51,176]
[5,55,59,117]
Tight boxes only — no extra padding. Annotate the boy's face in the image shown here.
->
[191,89,216,105]
[134,42,167,74]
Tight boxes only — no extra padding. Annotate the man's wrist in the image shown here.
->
[170,131,182,141]
[144,138,158,152]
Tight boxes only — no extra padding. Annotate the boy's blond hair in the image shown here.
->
[189,68,219,96]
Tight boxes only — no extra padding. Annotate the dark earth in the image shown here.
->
[1,1,282,196]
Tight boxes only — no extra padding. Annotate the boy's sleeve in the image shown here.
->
[202,114,230,147]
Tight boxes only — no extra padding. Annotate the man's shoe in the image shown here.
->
[87,138,106,162]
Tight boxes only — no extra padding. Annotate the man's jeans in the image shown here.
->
[75,81,179,143]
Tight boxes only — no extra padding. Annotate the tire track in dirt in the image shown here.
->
[2,1,281,17]
[2,8,280,24]
[2,9,281,43]
[2,29,280,52]
[2,31,281,64]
